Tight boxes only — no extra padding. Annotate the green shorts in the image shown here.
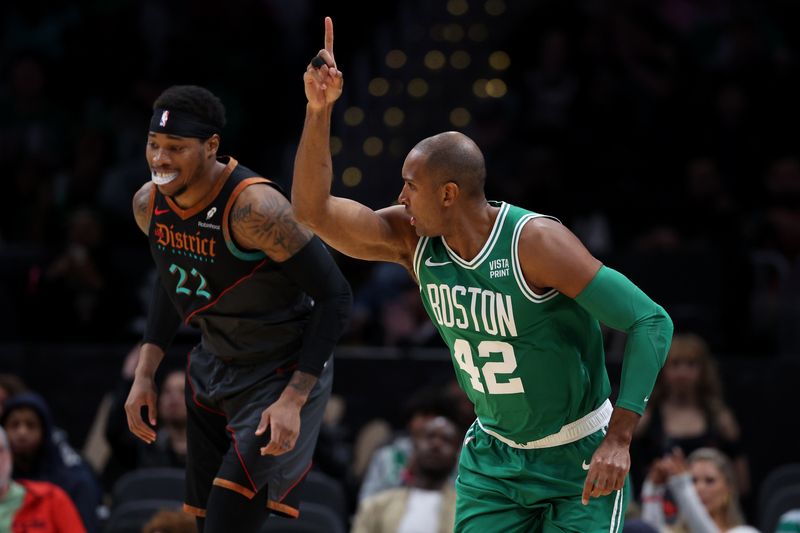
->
[455,422,629,533]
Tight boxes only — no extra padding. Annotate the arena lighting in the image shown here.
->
[369,78,390,97]
[443,23,465,42]
[473,79,489,98]
[468,23,488,42]
[408,78,429,98]
[344,106,365,126]
[424,50,446,70]
[489,51,511,70]
[386,50,407,69]
[330,136,343,156]
[363,137,384,156]
[450,50,471,69]
[485,0,506,16]
[383,107,405,127]
[450,107,471,127]
[486,78,508,97]
[447,0,469,16]
[389,138,406,157]
[342,167,362,187]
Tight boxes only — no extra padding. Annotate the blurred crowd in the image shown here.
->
[1,0,799,355]
[0,332,797,531]
[2,0,800,531]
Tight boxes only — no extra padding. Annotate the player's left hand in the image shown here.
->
[256,397,302,456]
[581,436,630,505]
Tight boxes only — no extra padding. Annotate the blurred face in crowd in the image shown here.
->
[4,407,43,459]
[0,388,9,418]
[414,417,460,479]
[691,459,729,516]
[159,371,186,425]
[0,431,11,489]
[663,338,703,394]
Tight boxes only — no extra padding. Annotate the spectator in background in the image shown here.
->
[640,447,757,533]
[351,416,460,533]
[0,392,102,532]
[0,374,28,417]
[142,508,197,533]
[632,333,749,500]
[103,346,186,492]
[358,385,456,503]
[775,509,800,533]
[0,426,86,533]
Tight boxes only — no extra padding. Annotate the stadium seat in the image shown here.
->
[295,470,348,526]
[104,498,182,533]
[759,484,800,533]
[111,467,185,508]
[263,502,345,533]
[758,464,800,526]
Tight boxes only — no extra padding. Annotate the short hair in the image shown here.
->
[412,132,486,198]
[0,374,27,398]
[153,85,226,130]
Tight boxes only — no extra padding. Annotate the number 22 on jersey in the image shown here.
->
[453,339,525,395]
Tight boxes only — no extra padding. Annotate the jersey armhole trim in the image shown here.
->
[222,177,271,261]
[511,214,559,303]
[146,184,157,233]
[412,236,429,282]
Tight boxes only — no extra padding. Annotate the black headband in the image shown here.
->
[149,108,221,139]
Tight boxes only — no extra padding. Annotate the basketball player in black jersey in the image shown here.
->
[126,85,352,532]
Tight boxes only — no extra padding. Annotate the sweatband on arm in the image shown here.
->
[278,236,352,376]
[574,266,673,415]
[142,279,183,351]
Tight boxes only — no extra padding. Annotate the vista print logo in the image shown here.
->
[206,207,217,220]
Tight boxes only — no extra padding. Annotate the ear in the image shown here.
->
[441,181,459,207]
[205,134,220,159]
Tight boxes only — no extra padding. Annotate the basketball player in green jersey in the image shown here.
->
[294,18,673,533]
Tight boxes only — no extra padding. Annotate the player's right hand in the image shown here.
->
[304,16,343,110]
[125,375,158,444]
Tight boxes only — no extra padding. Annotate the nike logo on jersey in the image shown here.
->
[425,257,452,267]
[582,461,591,471]
[154,207,170,216]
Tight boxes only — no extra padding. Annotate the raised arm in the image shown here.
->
[518,217,673,504]
[292,17,417,269]
[230,183,352,456]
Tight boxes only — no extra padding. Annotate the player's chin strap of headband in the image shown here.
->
[149,108,221,139]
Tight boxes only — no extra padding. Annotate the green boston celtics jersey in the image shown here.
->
[414,201,610,445]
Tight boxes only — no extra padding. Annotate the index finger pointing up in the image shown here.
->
[325,16,334,54]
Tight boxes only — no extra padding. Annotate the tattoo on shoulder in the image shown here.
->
[133,185,153,233]
[231,190,310,259]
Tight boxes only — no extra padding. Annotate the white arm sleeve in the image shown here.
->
[667,473,720,533]
[640,480,668,530]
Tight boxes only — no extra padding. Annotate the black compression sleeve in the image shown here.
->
[278,237,352,376]
[142,278,182,351]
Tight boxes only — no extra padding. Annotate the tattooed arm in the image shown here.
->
[230,183,352,456]
[132,182,155,234]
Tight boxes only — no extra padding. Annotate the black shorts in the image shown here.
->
[182,344,332,519]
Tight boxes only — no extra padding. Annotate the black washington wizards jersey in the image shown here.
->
[148,156,312,360]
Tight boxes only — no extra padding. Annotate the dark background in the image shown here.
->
[2,0,799,523]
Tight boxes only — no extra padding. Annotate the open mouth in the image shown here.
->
[151,171,179,185]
